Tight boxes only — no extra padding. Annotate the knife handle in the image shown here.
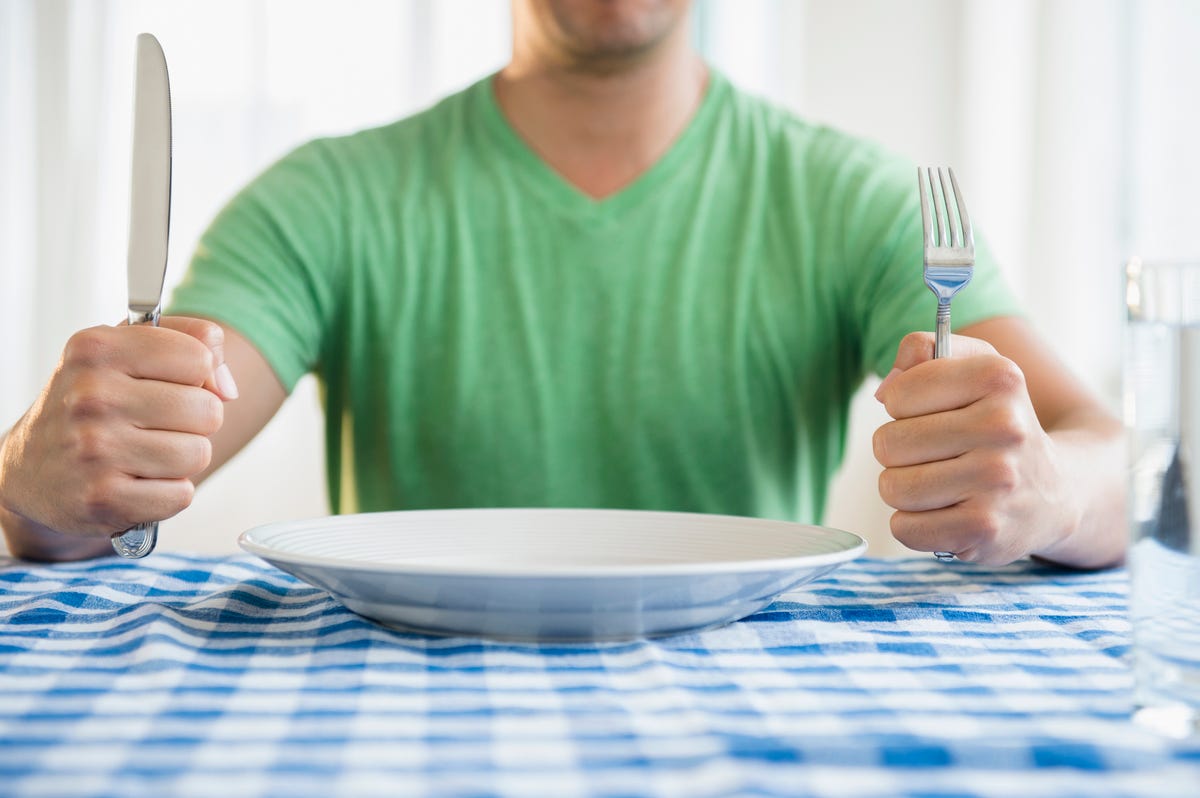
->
[112,522,158,558]
[111,306,162,558]
[128,307,161,326]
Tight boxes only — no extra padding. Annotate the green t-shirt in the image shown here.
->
[169,70,1021,523]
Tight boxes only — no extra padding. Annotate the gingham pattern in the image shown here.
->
[1,554,1196,797]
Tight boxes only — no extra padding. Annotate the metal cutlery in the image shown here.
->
[111,33,172,559]
[919,166,974,359]
[918,166,975,562]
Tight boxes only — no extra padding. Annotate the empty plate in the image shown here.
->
[238,508,866,641]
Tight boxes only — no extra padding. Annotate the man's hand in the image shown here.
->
[0,317,237,557]
[872,329,1121,567]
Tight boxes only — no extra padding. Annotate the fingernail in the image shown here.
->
[874,368,901,401]
[214,362,239,400]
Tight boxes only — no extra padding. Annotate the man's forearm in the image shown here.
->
[0,503,114,562]
[1032,411,1126,570]
[0,428,113,562]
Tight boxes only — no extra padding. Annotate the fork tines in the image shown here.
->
[918,166,974,261]
[919,166,976,363]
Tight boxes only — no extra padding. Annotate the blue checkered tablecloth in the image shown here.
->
[1,554,1196,798]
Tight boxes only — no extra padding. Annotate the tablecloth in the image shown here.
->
[1,553,1197,797]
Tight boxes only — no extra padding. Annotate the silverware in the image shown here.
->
[919,166,974,358]
[918,166,975,563]
[111,33,172,559]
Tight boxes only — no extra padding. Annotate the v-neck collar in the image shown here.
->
[474,68,729,223]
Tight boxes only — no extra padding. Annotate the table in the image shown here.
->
[1,553,1196,797]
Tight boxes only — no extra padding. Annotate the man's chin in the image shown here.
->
[558,36,665,73]
[541,0,687,69]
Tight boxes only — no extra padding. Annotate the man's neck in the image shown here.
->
[493,28,707,200]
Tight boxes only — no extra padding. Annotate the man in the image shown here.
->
[0,0,1123,568]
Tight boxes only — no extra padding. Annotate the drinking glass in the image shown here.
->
[1124,257,1200,739]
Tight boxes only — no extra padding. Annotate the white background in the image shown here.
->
[2,0,1198,556]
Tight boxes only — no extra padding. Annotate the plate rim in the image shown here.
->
[237,507,867,580]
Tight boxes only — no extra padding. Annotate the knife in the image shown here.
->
[111,33,172,559]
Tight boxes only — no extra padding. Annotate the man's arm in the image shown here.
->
[0,320,286,561]
[872,315,1125,569]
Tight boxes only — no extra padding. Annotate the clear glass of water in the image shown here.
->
[1125,257,1200,739]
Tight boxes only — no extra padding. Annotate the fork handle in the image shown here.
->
[935,300,952,359]
[933,299,955,563]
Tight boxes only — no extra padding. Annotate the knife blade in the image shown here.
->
[112,32,172,559]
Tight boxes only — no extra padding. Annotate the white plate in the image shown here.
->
[238,508,866,641]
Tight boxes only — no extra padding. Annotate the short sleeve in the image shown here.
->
[833,146,1025,378]
[167,139,345,392]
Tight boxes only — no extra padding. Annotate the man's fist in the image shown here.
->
[0,317,237,540]
[872,331,1075,565]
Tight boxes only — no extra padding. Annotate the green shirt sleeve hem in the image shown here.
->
[164,299,310,394]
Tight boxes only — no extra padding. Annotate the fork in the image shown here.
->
[919,166,975,359]
[918,166,975,562]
